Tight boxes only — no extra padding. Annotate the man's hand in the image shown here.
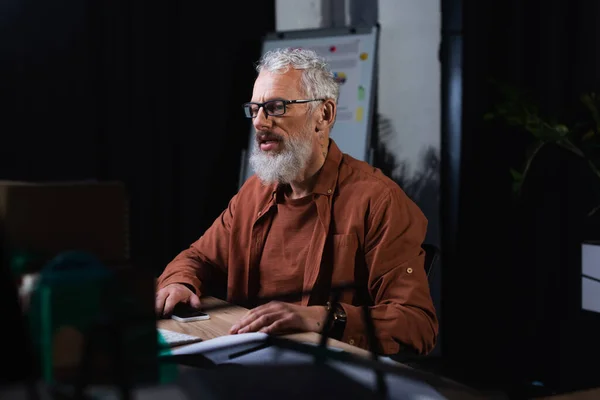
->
[229,301,327,335]
[155,283,201,317]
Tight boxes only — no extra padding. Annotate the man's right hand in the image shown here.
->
[155,283,201,317]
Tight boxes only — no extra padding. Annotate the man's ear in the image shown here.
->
[316,99,336,132]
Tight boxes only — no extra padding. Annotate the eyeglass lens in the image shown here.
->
[245,100,286,118]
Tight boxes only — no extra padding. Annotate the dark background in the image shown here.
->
[1,0,275,275]
[2,0,600,397]
[440,0,600,397]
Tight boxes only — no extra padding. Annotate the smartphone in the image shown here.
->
[171,303,210,322]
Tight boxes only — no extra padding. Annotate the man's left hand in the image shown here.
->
[229,301,328,335]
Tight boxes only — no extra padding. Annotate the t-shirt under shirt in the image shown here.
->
[257,190,317,304]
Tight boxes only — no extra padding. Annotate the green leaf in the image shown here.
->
[510,168,524,195]
[555,124,569,136]
[534,124,570,142]
[511,140,546,196]
[582,129,596,141]
[510,168,523,182]
[525,121,541,136]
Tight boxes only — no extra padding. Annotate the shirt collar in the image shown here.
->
[312,138,342,196]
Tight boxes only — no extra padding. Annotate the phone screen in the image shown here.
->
[171,304,209,321]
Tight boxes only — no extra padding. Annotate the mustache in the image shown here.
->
[255,132,284,142]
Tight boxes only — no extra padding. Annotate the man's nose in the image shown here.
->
[252,107,272,131]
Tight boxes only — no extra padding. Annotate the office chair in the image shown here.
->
[422,243,440,281]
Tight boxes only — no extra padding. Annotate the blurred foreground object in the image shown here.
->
[27,250,176,388]
[0,180,130,277]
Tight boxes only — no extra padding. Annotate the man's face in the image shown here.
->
[248,69,320,185]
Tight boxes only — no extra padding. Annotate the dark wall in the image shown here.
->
[1,0,275,274]
[442,0,600,395]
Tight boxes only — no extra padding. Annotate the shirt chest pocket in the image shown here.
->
[330,233,359,288]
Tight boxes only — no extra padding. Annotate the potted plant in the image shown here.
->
[484,82,600,314]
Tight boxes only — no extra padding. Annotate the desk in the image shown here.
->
[156,297,497,400]
[157,296,372,358]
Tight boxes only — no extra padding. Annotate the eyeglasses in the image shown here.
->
[242,99,325,119]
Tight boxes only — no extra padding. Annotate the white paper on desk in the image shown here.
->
[169,332,268,356]
[221,346,447,399]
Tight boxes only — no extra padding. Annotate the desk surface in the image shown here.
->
[157,296,372,358]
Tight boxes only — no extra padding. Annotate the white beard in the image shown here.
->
[249,131,313,185]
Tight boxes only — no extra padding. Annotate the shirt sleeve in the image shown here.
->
[339,187,439,355]
[155,194,237,297]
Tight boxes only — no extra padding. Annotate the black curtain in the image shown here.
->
[1,1,275,274]
[443,0,600,395]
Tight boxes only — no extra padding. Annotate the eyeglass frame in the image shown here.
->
[242,98,325,119]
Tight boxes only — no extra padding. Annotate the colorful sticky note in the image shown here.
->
[356,107,364,122]
[358,86,365,101]
[333,71,347,84]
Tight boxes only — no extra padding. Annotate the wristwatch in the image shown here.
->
[326,301,347,339]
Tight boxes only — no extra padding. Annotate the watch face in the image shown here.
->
[334,307,347,322]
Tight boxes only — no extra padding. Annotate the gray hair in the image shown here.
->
[256,48,340,110]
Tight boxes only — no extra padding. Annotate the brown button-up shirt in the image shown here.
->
[156,139,439,355]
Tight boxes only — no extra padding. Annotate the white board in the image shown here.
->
[239,25,379,187]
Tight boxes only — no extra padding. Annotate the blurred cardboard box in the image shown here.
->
[0,180,130,272]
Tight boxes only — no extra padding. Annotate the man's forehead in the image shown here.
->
[253,69,303,99]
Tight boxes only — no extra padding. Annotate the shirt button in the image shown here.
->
[327,189,332,194]
[407,267,413,274]
[348,339,355,345]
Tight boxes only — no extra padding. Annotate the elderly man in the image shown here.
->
[155,48,438,355]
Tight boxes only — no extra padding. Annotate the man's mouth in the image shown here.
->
[257,135,282,152]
